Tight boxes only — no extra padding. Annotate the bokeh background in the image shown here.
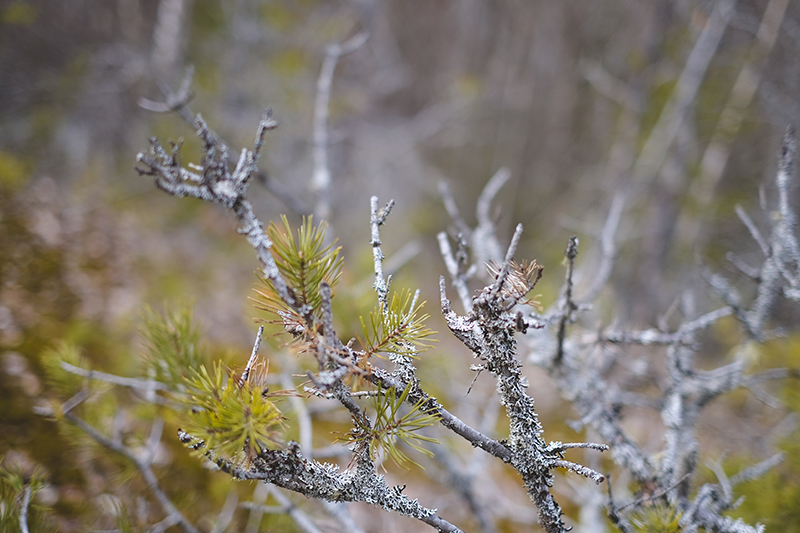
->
[2,0,800,531]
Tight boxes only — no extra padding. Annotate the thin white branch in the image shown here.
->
[735,205,770,256]
[692,0,790,208]
[579,57,642,111]
[19,484,32,533]
[370,196,395,311]
[139,66,195,113]
[552,459,606,484]
[283,371,313,455]
[473,168,511,270]
[438,231,473,313]
[730,453,784,486]
[322,501,366,533]
[312,32,369,220]
[65,412,199,533]
[438,181,472,238]
[476,167,511,230]
[245,486,324,533]
[580,193,625,304]
[633,0,737,184]
[239,326,264,386]
[143,417,165,467]
[61,361,169,393]
[209,490,238,533]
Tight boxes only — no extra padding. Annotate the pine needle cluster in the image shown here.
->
[141,305,208,389]
[253,215,342,329]
[630,503,683,533]
[349,382,439,468]
[41,342,91,401]
[0,459,53,532]
[359,289,436,359]
[183,360,287,464]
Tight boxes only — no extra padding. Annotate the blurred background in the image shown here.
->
[2,0,800,531]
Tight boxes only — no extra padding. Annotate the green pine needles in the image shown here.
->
[349,382,440,468]
[630,503,683,533]
[0,458,53,532]
[183,360,287,463]
[253,215,342,326]
[249,215,440,468]
[141,305,208,389]
[360,288,436,358]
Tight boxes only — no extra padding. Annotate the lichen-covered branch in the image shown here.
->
[182,434,464,533]
[435,131,798,531]
[440,224,606,533]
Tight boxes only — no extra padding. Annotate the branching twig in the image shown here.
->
[134,84,798,533]
[209,491,238,533]
[438,231,473,313]
[580,193,625,304]
[442,224,606,533]
[65,412,200,533]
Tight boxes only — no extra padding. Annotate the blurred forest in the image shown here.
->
[2,0,800,531]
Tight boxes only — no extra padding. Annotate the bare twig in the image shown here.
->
[139,66,195,115]
[692,0,791,210]
[555,236,579,365]
[239,326,264,386]
[473,168,511,272]
[476,167,511,232]
[370,196,395,311]
[606,475,635,533]
[19,484,32,533]
[438,181,472,238]
[244,483,269,533]
[729,453,784,486]
[579,57,642,111]
[242,486,324,533]
[442,225,605,533]
[65,412,199,533]
[204,440,465,533]
[60,388,90,414]
[580,193,625,304]
[282,370,312,455]
[143,417,165,467]
[312,32,369,220]
[209,490,238,533]
[632,0,737,184]
[616,473,691,513]
[61,361,168,393]
[432,447,498,533]
[601,306,732,346]
[735,205,770,256]
[438,231,473,313]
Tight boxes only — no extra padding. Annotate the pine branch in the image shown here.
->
[182,435,465,533]
[441,224,607,533]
